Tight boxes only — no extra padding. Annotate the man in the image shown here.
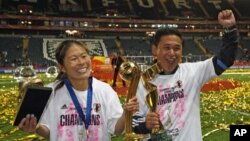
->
[133,9,239,141]
[112,52,126,87]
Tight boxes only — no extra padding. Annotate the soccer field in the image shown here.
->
[0,69,249,141]
[200,70,250,141]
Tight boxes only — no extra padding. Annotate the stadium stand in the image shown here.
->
[0,0,249,69]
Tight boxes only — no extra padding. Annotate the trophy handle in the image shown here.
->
[142,62,165,134]
[145,87,158,112]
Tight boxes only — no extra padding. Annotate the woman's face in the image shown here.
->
[59,43,92,82]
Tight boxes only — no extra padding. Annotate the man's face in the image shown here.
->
[153,35,183,73]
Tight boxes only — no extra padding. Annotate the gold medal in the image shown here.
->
[86,129,89,139]
[78,128,87,141]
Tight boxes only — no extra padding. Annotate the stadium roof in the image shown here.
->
[0,0,250,35]
[1,0,250,19]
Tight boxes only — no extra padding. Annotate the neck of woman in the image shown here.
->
[69,78,88,91]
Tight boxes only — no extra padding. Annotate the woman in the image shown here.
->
[18,40,138,141]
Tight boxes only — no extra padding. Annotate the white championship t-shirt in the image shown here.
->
[136,58,217,141]
[40,77,123,141]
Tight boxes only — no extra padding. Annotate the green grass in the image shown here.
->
[0,70,249,141]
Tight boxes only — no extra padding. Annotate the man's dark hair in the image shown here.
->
[152,28,184,47]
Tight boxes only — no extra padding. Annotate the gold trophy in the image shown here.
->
[142,62,172,141]
[18,78,44,101]
[141,62,164,133]
[119,62,149,140]
[17,66,44,101]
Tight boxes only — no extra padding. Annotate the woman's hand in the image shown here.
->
[123,96,139,113]
[18,114,39,133]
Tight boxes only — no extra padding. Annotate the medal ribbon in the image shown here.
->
[64,77,93,130]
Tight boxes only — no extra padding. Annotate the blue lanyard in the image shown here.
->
[64,77,93,130]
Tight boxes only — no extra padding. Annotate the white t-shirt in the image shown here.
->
[136,58,217,141]
[40,77,123,141]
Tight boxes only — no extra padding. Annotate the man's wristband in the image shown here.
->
[224,25,237,33]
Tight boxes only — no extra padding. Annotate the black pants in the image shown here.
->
[112,69,126,87]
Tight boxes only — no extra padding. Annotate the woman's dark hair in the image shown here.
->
[152,28,184,47]
[54,40,89,90]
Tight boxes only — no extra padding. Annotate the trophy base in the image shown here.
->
[151,130,172,141]
[125,133,149,140]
